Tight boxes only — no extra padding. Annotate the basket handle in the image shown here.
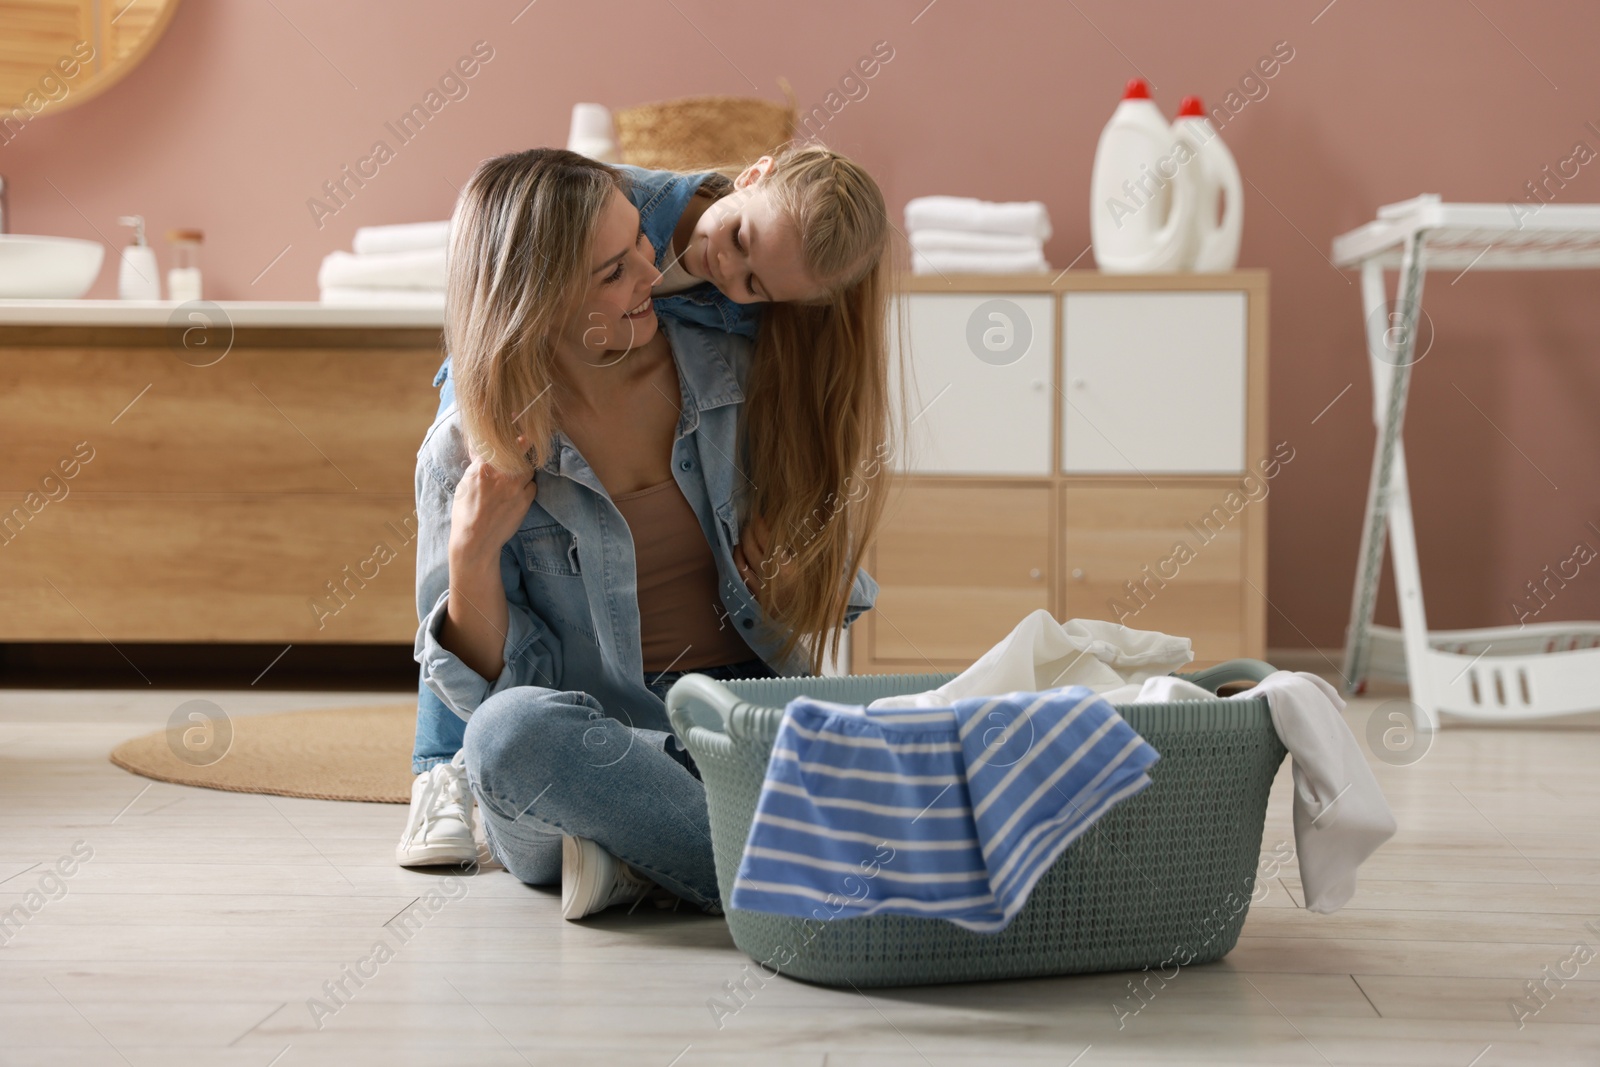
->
[1182,658,1278,693]
[665,672,744,739]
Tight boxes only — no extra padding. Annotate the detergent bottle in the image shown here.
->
[1172,96,1243,271]
[1089,78,1196,273]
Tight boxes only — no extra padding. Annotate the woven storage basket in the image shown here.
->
[614,81,796,173]
[666,659,1287,988]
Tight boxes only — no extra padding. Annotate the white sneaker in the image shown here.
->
[561,835,657,920]
[395,750,478,867]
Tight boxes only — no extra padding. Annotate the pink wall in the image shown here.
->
[7,0,1600,650]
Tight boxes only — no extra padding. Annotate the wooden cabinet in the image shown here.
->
[1060,482,1259,663]
[854,272,1269,674]
[863,480,1052,667]
[0,319,444,644]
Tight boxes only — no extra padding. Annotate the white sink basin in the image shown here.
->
[0,235,106,298]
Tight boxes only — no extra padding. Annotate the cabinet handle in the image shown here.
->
[1029,567,1042,580]
[1030,379,1045,392]
[1071,568,1085,581]
[1072,378,1086,389]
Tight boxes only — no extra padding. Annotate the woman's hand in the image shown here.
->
[734,513,796,611]
[448,435,538,566]
[437,435,533,685]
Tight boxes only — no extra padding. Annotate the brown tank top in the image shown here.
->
[612,477,757,673]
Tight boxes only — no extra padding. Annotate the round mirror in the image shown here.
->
[0,0,183,117]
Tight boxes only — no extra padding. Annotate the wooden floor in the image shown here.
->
[1,682,1597,1066]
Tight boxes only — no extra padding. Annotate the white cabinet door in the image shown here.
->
[890,294,1054,475]
[1061,291,1246,473]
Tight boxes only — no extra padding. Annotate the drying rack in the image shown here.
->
[1335,194,1600,725]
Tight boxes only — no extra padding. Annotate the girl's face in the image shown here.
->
[561,186,662,358]
[683,158,826,304]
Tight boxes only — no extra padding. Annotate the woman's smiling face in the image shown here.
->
[684,159,825,304]
[560,186,662,357]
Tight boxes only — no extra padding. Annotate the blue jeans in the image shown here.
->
[458,657,776,912]
[415,365,458,774]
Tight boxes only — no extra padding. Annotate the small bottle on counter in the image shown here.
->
[166,229,204,302]
[117,216,161,300]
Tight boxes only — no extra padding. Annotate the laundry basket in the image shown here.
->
[665,659,1287,988]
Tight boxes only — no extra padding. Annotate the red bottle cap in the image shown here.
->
[1123,78,1151,100]
[1178,96,1205,117]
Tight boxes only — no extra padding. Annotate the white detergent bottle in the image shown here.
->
[1089,78,1196,274]
[1172,96,1243,272]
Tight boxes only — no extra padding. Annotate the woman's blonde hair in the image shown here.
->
[446,144,899,676]
[445,148,622,474]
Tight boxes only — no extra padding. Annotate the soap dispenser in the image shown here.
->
[117,215,162,300]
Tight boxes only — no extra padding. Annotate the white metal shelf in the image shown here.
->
[1332,194,1600,270]
[1337,193,1600,724]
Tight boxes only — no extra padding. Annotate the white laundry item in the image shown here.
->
[1128,671,1396,914]
[908,229,1044,255]
[352,220,451,255]
[867,609,1192,710]
[904,196,1053,241]
[318,286,446,308]
[1123,675,1212,705]
[911,248,1051,275]
[318,248,447,291]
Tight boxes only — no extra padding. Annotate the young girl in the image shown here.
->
[401,147,897,917]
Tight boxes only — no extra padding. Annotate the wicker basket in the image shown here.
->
[665,660,1288,988]
[614,80,796,173]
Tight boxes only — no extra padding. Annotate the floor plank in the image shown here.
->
[2,683,1598,1065]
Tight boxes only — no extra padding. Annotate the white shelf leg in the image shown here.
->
[1343,237,1432,723]
[1385,442,1438,728]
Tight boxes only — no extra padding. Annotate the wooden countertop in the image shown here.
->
[0,300,443,328]
[0,271,1269,329]
[897,269,1267,292]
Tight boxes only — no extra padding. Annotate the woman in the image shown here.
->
[412,148,893,918]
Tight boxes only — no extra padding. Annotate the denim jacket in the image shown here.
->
[430,163,759,392]
[414,313,878,732]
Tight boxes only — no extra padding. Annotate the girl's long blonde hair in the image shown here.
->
[446,145,899,676]
[736,143,896,673]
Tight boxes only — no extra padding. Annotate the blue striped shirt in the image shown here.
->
[730,687,1160,932]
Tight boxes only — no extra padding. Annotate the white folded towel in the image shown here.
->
[868,609,1193,709]
[911,248,1051,275]
[909,229,1044,255]
[317,248,447,291]
[319,286,446,308]
[1130,672,1397,914]
[904,196,1053,241]
[352,220,451,256]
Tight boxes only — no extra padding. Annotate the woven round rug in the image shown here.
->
[109,703,415,804]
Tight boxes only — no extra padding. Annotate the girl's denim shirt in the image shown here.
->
[431,163,759,393]
[414,313,877,732]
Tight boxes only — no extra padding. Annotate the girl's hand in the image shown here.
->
[449,435,538,564]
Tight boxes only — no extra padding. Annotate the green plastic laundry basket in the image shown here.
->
[665,660,1288,988]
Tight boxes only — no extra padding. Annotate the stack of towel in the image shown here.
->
[904,195,1053,275]
[318,220,450,307]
